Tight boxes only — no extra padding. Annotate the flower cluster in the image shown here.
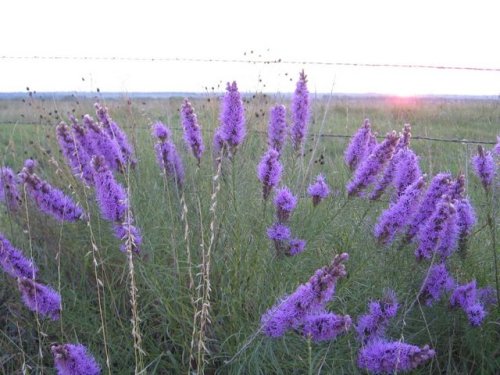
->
[0,233,38,279]
[257,148,282,200]
[471,145,495,191]
[56,121,94,185]
[307,174,330,206]
[181,98,205,165]
[92,156,142,253]
[0,166,22,211]
[344,119,373,171]
[216,81,246,153]
[267,104,287,154]
[291,70,310,153]
[419,263,455,306]
[152,122,185,188]
[449,280,492,326]
[261,253,351,341]
[18,159,86,222]
[355,290,435,373]
[347,131,400,197]
[51,343,101,375]
[94,102,136,168]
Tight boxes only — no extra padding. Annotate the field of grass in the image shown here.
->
[0,92,499,374]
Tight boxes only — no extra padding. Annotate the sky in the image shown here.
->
[1,0,499,95]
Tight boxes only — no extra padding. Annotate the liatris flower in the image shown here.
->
[56,122,94,185]
[18,278,61,320]
[212,128,226,158]
[456,197,476,251]
[0,167,22,211]
[415,195,455,261]
[291,70,310,153]
[19,160,85,222]
[406,173,451,241]
[113,217,142,254]
[71,117,99,159]
[435,203,459,259]
[219,81,245,151]
[471,145,495,191]
[181,98,204,165]
[307,174,330,206]
[91,156,128,222]
[393,149,422,196]
[355,290,398,344]
[370,124,413,200]
[344,119,373,171]
[347,131,400,197]
[267,104,287,154]
[301,312,352,342]
[94,103,136,168]
[450,280,488,326]
[82,114,125,172]
[0,233,38,279]
[448,174,465,200]
[358,340,435,374]
[261,253,349,337]
[287,238,306,256]
[51,343,100,375]
[152,122,185,187]
[273,186,297,222]
[419,263,455,306]
[257,148,283,200]
[374,176,426,245]
[267,223,291,255]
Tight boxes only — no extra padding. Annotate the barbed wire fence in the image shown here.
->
[1,54,498,148]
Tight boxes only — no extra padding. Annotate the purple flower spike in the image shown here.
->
[471,145,495,191]
[494,135,500,155]
[355,290,398,344]
[301,313,352,342]
[287,238,306,256]
[83,115,125,172]
[0,233,38,279]
[344,119,373,171]
[406,173,452,241]
[291,70,310,153]
[94,103,136,168]
[56,122,94,185]
[257,148,283,200]
[435,203,459,259]
[18,278,61,320]
[181,98,204,165]
[92,156,128,222]
[261,253,349,337]
[307,174,330,206]
[448,174,466,200]
[0,167,22,212]
[219,81,245,152]
[113,217,142,254]
[268,104,287,154]
[370,124,414,200]
[450,280,488,326]
[358,340,435,374]
[267,223,291,255]
[152,122,185,188]
[273,186,297,222]
[19,160,85,222]
[393,149,422,196]
[415,195,456,261]
[52,343,101,375]
[374,176,426,245]
[347,131,400,197]
[419,263,454,306]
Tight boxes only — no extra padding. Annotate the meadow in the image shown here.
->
[0,88,499,374]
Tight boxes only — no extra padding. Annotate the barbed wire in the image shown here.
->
[1,55,500,73]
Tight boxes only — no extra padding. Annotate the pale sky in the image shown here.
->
[1,0,499,95]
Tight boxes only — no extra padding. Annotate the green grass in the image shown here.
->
[0,94,499,374]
